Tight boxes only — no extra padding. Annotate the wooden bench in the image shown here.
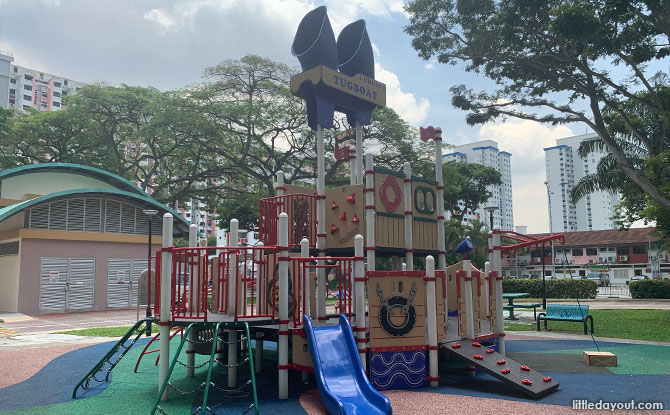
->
[537,304,594,334]
[503,303,542,319]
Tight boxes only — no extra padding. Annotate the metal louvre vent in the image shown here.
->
[67,258,95,310]
[29,204,49,229]
[107,258,147,307]
[49,199,68,231]
[67,198,85,232]
[104,199,121,233]
[134,208,149,235]
[84,198,102,232]
[0,241,19,256]
[120,203,136,234]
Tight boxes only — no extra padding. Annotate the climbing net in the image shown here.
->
[154,325,258,415]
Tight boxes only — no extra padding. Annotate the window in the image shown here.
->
[617,247,629,255]
[24,74,33,80]
[53,91,60,97]
[586,248,597,256]
[52,101,61,107]
[24,85,32,91]
[24,95,32,101]
[23,105,31,110]
[54,81,61,88]
[572,248,583,256]
[64,80,68,86]
[10,78,16,84]
[632,246,646,255]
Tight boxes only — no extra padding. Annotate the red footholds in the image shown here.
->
[351,213,360,223]
[485,349,494,354]
[471,342,482,348]
[474,354,483,360]
[501,368,511,374]
[331,201,339,210]
[520,365,530,372]
[452,343,461,349]
[339,212,347,221]
[522,379,532,385]
[346,193,356,204]
[330,224,339,234]
[497,360,506,365]
[543,376,552,383]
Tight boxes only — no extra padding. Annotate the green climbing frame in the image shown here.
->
[151,321,259,415]
[72,317,153,398]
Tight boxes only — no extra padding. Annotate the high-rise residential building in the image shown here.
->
[443,140,514,230]
[5,61,86,112]
[0,52,13,109]
[544,133,620,232]
[177,200,218,240]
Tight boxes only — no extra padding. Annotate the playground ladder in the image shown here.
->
[72,317,153,398]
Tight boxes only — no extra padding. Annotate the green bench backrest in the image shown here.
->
[545,304,589,320]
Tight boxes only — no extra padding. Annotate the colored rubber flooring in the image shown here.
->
[0,337,669,414]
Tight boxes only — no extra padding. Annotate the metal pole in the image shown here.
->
[228,219,239,388]
[425,255,438,387]
[403,162,413,270]
[159,213,173,401]
[355,121,363,185]
[186,224,197,377]
[542,242,547,309]
[278,213,289,399]
[316,125,326,321]
[354,235,366,370]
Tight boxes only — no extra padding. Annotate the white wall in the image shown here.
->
[1,172,118,200]
[0,241,21,312]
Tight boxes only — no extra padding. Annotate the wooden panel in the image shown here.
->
[284,184,315,195]
[436,274,446,343]
[368,273,426,350]
[411,181,438,220]
[412,220,437,251]
[292,332,313,369]
[325,185,365,250]
[374,173,404,215]
[375,215,403,250]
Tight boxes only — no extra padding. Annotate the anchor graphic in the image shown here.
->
[376,281,417,337]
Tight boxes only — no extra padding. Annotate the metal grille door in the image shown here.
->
[107,258,147,308]
[39,257,95,312]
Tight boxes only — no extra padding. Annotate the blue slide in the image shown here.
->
[303,314,392,415]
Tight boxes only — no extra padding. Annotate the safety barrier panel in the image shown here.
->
[259,194,317,248]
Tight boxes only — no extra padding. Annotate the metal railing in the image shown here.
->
[259,194,317,248]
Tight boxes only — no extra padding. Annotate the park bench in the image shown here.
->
[537,304,594,334]
[503,303,542,319]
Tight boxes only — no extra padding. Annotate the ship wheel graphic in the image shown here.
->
[376,281,417,337]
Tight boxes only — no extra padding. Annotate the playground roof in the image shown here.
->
[0,163,146,196]
[0,188,190,234]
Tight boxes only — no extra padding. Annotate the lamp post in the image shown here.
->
[484,206,499,230]
[141,209,159,323]
[543,182,555,309]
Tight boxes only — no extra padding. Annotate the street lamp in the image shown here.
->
[543,181,555,309]
[484,206,499,230]
[141,209,159,324]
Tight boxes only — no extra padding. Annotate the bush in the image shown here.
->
[629,279,670,299]
[502,278,597,299]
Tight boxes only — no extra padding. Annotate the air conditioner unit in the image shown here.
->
[608,257,615,262]
[599,257,605,263]
[619,255,628,261]
[522,260,529,265]
[534,257,541,263]
[650,256,657,261]
[555,258,561,264]
[588,259,595,264]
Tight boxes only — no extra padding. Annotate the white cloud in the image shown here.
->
[371,43,381,58]
[143,9,176,33]
[375,63,429,126]
[424,61,434,70]
[477,119,576,233]
[478,119,574,161]
[325,0,406,30]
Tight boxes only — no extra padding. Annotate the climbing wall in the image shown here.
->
[325,184,365,250]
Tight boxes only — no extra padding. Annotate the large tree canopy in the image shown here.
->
[442,161,502,222]
[405,0,670,211]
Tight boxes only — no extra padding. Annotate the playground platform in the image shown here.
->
[1,330,669,415]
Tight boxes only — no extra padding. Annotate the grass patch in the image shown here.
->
[505,309,670,342]
[59,326,135,337]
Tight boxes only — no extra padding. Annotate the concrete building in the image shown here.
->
[544,133,620,232]
[500,227,668,282]
[443,140,514,230]
[178,200,218,240]
[0,52,13,109]
[0,163,189,314]
[5,62,86,112]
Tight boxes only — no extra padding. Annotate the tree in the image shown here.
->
[405,0,670,211]
[571,84,670,239]
[442,161,502,221]
[216,191,266,231]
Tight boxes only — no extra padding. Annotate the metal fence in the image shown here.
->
[597,283,630,298]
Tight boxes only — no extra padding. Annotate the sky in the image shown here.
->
[0,0,589,233]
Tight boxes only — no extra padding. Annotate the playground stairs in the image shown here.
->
[151,321,259,415]
[441,340,559,399]
[72,317,153,398]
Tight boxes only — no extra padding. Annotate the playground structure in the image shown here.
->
[71,6,565,414]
